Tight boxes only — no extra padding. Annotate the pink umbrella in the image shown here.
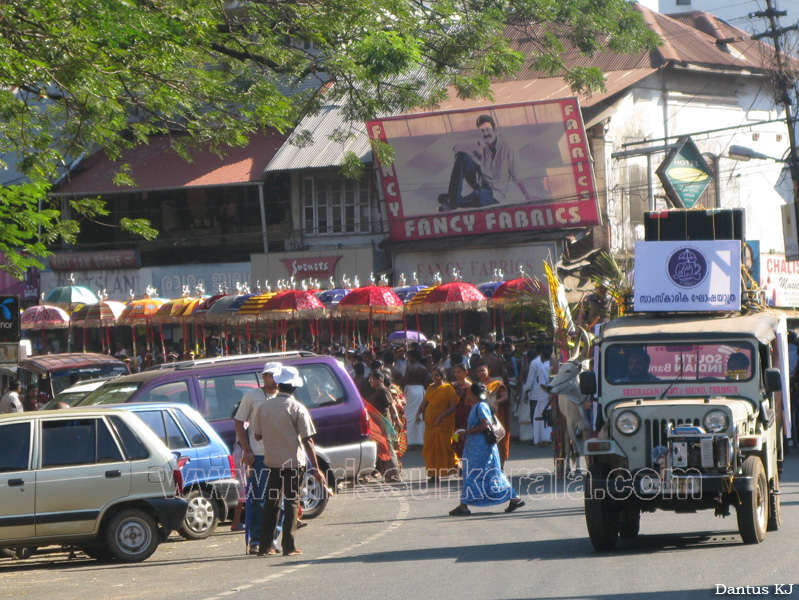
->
[21,305,70,330]
[21,304,71,353]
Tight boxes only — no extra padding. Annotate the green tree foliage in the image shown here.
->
[0,0,658,277]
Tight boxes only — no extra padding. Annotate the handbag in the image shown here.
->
[483,410,506,446]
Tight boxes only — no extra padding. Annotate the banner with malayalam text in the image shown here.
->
[634,241,742,312]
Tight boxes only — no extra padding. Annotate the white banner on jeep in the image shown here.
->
[634,241,742,312]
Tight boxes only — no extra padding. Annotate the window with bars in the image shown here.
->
[302,174,373,236]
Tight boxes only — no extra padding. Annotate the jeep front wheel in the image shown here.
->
[737,456,768,544]
[584,464,620,551]
[105,509,159,562]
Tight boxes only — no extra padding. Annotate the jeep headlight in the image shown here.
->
[615,410,640,435]
[703,410,728,433]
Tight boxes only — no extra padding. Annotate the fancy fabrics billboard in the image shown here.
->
[367,99,600,241]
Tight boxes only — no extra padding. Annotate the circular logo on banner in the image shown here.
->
[667,247,708,288]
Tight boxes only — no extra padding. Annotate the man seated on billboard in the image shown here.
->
[438,115,535,212]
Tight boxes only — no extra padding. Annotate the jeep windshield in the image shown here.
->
[77,381,143,406]
[605,342,755,384]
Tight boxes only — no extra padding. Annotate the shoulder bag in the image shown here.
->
[482,404,506,446]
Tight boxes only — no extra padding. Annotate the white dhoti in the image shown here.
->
[403,385,425,446]
[531,398,552,445]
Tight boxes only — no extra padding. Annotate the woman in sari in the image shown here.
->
[367,370,402,482]
[450,363,472,460]
[477,364,510,469]
[415,366,458,481]
[449,382,524,516]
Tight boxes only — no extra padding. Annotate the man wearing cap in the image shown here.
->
[234,361,281,554]
[252,365,325,557]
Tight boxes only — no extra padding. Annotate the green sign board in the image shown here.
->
[656,137,713,208]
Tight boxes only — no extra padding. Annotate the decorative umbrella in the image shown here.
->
[393,285,428,304]
[21,305,71,330]
[260,290,327,349]
[476,280,505,300]
[190,292,231,322]
[117,297,164,325]
[315,288,351,306]
[153,296,201,324]
[261,290,326,319]
[490,277,546,305]
[70,300,126,327]
[336,285,403,345]
[337,285,403,318]
[387,330,427,344]
[416,281,487,313]
[21,304,71,353]
[43,278,99,308]
[415,280,487,338]
[70,299,127,353]
[117,289,165,362]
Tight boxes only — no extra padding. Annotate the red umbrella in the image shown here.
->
[490,277,546,305]
[261,290,326,319]
[336,285,403,346]
[416,281,487,313]
[336,285,403,318]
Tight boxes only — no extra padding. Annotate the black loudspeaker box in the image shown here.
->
[644,208,745,242]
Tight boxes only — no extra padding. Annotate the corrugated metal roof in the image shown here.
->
[264,105,372,172]
[52,130,288,195]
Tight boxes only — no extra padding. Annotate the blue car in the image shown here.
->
[94,402,240,540]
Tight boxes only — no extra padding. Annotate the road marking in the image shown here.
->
[201,493,410,600]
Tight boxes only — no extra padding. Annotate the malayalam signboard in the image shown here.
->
[634,241,742,312]
[367,99,600,241]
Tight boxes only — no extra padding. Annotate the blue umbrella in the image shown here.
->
[315,288,351,306]
[387,330,427,344]
[476,280,505,300]
[392,285,427,304]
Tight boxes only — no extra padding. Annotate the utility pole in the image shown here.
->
[752,0,799,258]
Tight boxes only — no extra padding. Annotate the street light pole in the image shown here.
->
[752,0,799,259]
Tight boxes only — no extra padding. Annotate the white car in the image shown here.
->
[0,408,188,562]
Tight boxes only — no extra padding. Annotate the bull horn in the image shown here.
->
[569,327,592,363]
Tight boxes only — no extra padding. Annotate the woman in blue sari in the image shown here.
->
[449,382,525,516]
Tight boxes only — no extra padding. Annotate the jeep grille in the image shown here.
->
[645,418,700,467]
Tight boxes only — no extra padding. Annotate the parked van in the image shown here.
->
[77,352,377,517]
[17,353,129,402]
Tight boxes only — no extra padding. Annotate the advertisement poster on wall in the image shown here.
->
[367,99,600,241]
[760,252,799,308]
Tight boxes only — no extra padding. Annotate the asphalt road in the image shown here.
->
[3,442,799,600]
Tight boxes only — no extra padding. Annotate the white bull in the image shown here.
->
[545,330,593,476]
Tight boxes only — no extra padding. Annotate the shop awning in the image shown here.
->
[52,130,288,196]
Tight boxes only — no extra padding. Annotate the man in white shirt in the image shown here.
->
[0,381,23,413]
[234,362,280,555]
[524,346,552,446]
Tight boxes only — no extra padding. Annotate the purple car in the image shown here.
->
[77,352,377,518]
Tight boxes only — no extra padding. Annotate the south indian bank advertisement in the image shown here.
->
[367,99,601,241]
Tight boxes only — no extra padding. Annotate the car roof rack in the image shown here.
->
[144,351,317,371]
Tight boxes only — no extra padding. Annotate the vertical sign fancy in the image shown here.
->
[367,99,601,241]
